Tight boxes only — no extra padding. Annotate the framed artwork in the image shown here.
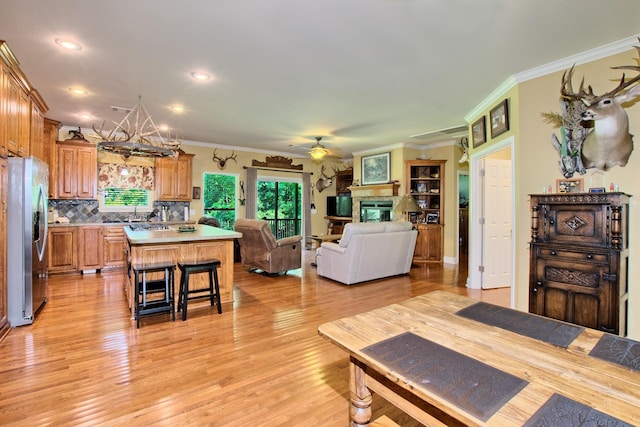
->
[426,212,439,224]
[362,152,390,185]
[192,186,201,199]
[556,178,584,194]
[416,183,427,193]
[472,116,486,148]
[490,99,509,138]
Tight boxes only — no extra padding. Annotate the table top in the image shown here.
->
[318,291,640,426]
[309,234,342,242]
[125,224,242,244]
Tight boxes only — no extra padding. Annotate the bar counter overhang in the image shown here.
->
[124,225,242,317]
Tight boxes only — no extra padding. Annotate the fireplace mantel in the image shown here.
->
[348,183,400,198]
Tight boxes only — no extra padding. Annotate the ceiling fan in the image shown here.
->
[305,136,344,164]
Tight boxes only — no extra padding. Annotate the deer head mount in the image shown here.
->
[212,149,238,169]
[550,39,640,176]
[315,165,339,192]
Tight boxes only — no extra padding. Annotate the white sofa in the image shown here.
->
[316,221,418,285]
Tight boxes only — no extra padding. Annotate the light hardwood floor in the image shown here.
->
[0,250,508,426]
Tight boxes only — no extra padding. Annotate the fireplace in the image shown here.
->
[360,200,393,222]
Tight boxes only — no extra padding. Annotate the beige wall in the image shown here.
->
[182,144,353,236]
[469,48,640,338]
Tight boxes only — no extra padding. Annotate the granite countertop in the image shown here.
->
[125,224,242,244]
[48,220,194,227]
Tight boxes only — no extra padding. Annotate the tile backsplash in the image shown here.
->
[49,199,190,223]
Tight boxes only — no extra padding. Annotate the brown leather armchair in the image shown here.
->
[234,218,302,274]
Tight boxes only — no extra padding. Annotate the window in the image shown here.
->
[257,178,302,239]
[203,173,237,230]
[97,163,154,212]
[103,188,150,207]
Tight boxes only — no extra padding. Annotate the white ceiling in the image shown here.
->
[2,0,639,159]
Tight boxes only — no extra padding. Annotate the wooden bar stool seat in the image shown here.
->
[177,259,222,321]
[132,261,176,328]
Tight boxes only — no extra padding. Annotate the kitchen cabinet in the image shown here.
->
[78,226,103,271]
[102,226,126,269]
[0,158,8,340]
[155,151,193,201]
[48,226,78,273]
[1,41,37,159]
[55,140,97,199]
[42,118,61,199]
[405,160,446,262]
[28,91,48,162]
[529,193,630,335]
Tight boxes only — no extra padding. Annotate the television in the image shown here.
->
[326,196,352,217]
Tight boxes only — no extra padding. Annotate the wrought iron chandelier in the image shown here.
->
[93,96,182,158]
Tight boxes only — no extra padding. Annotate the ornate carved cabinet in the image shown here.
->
[529,193,631,335]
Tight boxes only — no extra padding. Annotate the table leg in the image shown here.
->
[350,357,373,427]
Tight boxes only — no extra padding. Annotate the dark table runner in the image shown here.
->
[523,393,632,427]
[362,332,528,422]
[456,302,583,348]
[589,334,640,371]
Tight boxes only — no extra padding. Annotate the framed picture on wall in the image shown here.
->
[472,116,486,148]
[490,99,509,138]
[361,152,390,185]
[192,186,201,199]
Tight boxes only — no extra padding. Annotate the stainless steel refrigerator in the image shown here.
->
[7,156,49,326]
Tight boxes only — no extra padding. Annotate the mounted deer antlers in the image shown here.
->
[556,39,640,173]
[212,149,238,169]
[315,165,338,193]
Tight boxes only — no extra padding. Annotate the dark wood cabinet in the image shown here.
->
[335,168,353,195]
[529,193,630,335]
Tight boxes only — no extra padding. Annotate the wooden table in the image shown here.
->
[318,291,640,426]
[309,233,342,246]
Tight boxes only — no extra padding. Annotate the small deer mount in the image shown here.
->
[212,149,237,169]
[544,39,640,177]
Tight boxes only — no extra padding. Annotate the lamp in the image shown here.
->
[395,194,422,222]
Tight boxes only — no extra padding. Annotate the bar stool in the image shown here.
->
[132,261,176,328]
[177,259,222,321]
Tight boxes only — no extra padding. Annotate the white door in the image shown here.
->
[482,158,512,289]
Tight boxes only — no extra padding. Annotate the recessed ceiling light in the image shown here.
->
[158,124,170,131]
[190,71,211,81]
[170,105,184,113]
[55,38,82,51]
[68,87,88,95]
[78,113,92,120]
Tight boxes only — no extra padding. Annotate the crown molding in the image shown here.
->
[464,34,640,123]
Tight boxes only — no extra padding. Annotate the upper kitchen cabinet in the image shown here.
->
[155,150,193,201]
[0,40,47,159]
[55,140,97,200]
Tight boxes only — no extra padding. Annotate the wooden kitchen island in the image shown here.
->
[124,224,242,315]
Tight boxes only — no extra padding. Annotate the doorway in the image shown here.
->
[468,136,515,298]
